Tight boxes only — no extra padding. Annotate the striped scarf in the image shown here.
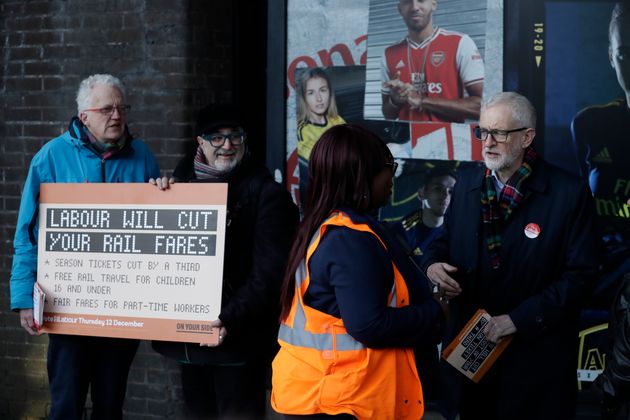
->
[193,145,239,181]
[79,122,128,160]
[481,147,539,269]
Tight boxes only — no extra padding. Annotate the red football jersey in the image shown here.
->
[381,27,484,122]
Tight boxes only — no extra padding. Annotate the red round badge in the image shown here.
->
[524,223,541,239]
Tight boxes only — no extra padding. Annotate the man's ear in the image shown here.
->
[196,136,204,146]
[79,112,88,125]
[521,128,536,149]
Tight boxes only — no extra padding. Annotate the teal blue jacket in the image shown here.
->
[10,118,160,310]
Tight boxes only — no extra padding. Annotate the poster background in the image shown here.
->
[363,0,489,121]
[294,65,413,211]
[292,66,481,221]
[284,0,618,410]
[504,0,621,175]
[379,158,481,222]
[504,0,627,395]
[285,0,368,201]
[285,0,504,202]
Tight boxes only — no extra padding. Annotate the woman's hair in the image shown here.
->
[296,67,340,122]
[76,74,126,114]
[279,123,391,319]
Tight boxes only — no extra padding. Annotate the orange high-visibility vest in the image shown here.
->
[271,211,424,420]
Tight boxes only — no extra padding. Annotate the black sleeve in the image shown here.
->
[172,143,198,181]
[218,181,299,330]
[595,275,630,400]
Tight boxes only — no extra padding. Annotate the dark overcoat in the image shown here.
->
[153,154,299,366]
[424,159,599,419]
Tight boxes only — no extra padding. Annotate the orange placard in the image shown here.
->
[36,183,227,344]
[442,309,512,383]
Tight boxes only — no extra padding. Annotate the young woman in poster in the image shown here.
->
[296,67,346,206]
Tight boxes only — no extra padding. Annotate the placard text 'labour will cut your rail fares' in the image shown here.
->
[36,183,227,344]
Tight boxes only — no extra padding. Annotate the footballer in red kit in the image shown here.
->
[381,0,484,123]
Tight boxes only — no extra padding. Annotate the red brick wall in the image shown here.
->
[0,1,237,418]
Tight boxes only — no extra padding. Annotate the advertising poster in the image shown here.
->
[284,0,618,408]
[286,0,495,208]
[507,0,630,257]
[379,158,481,222]
[362,0,498,165]
[286,0,369,202]
[505,0,629,394]
[36,183,227,345]
[363,0,488,124]
[293,65,409,206]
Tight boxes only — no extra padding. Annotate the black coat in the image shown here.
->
[595,272,630,420]
[423,159,599,419]
[153,154,299,365]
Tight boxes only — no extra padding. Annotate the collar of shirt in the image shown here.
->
[491,170,505,194]
[406,27,439,49]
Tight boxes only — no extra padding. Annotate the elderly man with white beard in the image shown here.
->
[423,92,599,420]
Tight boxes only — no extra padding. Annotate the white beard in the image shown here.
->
[483,148,520,174]
[214,158,238,173]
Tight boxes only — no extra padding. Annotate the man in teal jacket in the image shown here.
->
[10,74,159,420]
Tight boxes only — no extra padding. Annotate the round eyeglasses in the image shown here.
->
[83,105,131,116]
[473,126,529,143]
[201,131,246,148]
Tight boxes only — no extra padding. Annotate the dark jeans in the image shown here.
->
[181,361,267,419]
[47,334,139,420]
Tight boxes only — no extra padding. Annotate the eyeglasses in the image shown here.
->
[83,105,131,116]
[385,161,398,174]
[201,131,246,148]
[473,126,529,143]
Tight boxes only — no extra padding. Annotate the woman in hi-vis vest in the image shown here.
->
[272,123,447,420]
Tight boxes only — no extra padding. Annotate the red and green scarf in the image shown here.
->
[77,118,129,160]
[481,147,539,269]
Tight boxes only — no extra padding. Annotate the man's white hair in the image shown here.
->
[76,74,126,114]
[481,91,537,128]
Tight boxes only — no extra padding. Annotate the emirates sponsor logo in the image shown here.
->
[426,82,443,94]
